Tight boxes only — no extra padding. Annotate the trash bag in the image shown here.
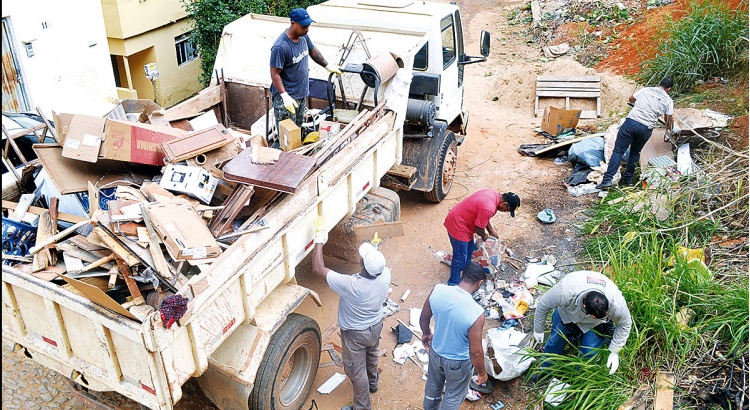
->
[483,328,535,380]
[567,137,604,168]
[392,323,413,344]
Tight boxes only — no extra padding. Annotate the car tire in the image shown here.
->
[424,130,457,203]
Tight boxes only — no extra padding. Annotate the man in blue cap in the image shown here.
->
[270,8,342,138]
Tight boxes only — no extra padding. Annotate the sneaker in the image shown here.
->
[341,406,353,410]
[595,180,613,190]
[465,388,482,402]
[370,387,378,393]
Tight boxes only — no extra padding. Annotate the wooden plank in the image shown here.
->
[536,91,602,98]
[162,124,234,163]
[32,211,56,272]
[139,202,175,280]
[537,81,600,88]
[93,227,140,267]
[55,273,139,321]
[115,257,145,306]
[618,384,649,410]
[32,144,127,194]
[165,84,223,121]
[537,75,601,82]
[87,182,101,218]
[353,221,405,243]
[387,164,416,178]
[28,220,90,254]
[9,194,35,220]
[56,242,114,267]
[208,184,255,237]
[654,371,675,410]
[222,147,317,194]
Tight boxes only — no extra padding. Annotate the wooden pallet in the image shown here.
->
[535,75,601,119]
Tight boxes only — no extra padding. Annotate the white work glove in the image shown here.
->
[325,63,343,75]
[533,331,545,345]
[672,125,681,135]
[314,215,328,244]
[606,352,620,374]
[280,92,299,115]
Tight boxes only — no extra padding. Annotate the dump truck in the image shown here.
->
[1,1,489,409]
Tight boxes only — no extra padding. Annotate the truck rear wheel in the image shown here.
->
[249,313,321,410]
[424,131,457,203]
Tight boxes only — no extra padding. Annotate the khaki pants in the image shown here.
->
[341,320,383,410]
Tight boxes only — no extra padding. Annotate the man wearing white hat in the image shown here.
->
[312,216,391,410]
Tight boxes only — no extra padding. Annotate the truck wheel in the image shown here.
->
[249,313,321,410]
[424,131,457,203]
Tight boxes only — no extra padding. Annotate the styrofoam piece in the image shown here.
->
[317,372,346,394]
[677,143,693,175]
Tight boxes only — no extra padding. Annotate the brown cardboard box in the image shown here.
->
[106,99,170,127]
[101,120,187,166]
[61,115,106,163]
[58,113,187,166]
[145,198,222,261]
[541,106,581,136]
[318,120,342,139]
[278,118,301,151]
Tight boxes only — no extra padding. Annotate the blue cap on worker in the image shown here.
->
[290,8,315,26]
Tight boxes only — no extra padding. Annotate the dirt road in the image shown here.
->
[1,0,636,408]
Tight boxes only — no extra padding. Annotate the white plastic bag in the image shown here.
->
[483,328,535,381]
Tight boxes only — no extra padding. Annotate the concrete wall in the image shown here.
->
[101,0,187,39]
[2,0,119,116]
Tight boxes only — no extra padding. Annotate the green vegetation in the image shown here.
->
[638,0,749,93]
[182,0,320,86]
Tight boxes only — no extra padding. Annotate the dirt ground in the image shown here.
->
[1,0,640,409]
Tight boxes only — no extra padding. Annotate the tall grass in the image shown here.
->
[638,0,749,93]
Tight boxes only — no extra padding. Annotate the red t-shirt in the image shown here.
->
[443,189,500,241]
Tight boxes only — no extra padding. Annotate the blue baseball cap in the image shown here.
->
[290,8,314,26]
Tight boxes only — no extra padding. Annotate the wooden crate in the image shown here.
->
[535,75,601,119]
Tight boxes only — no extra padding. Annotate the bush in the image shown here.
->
[182,0,321,86]
[637,0,749,93]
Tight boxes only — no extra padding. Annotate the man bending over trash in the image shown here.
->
[533,270,632,376]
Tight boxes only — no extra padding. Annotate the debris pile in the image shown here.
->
[1,96,362,323]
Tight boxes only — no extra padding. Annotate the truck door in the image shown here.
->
[437,12,462,124]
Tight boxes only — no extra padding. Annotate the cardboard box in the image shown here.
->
[278,118,301,151]
[159,164,218,204]
[59,112,187,166]
[106,99,170,127]
[61,115,106,163]
[101,120,187,166]
[145,198,222,261]
[541,107,581,136]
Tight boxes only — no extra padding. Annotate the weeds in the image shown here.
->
[638,0,749,93]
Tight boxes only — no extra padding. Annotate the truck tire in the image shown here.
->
[249,314,321,410]
[424,130,457,203]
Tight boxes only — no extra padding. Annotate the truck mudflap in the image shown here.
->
[396,120,448,193]
[195,284,317,410]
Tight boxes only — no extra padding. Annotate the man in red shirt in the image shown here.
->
[443,190,520,285]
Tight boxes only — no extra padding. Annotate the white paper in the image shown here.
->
[317,372,346,394]
[409,308,422,328]
[82,134,101,147]
[65,139,80,149]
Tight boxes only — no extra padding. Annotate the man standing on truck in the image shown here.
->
[270,8,342,139]
[420,261,489,410]
[312,216,391,410]
[444,189,520,285]
[596,77,675,190]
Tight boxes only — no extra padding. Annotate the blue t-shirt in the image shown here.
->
[429,284,484,360]
[269,32,314,100]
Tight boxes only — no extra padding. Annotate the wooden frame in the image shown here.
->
[535,75,601,119]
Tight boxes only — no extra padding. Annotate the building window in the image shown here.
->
[175,33,197,66]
